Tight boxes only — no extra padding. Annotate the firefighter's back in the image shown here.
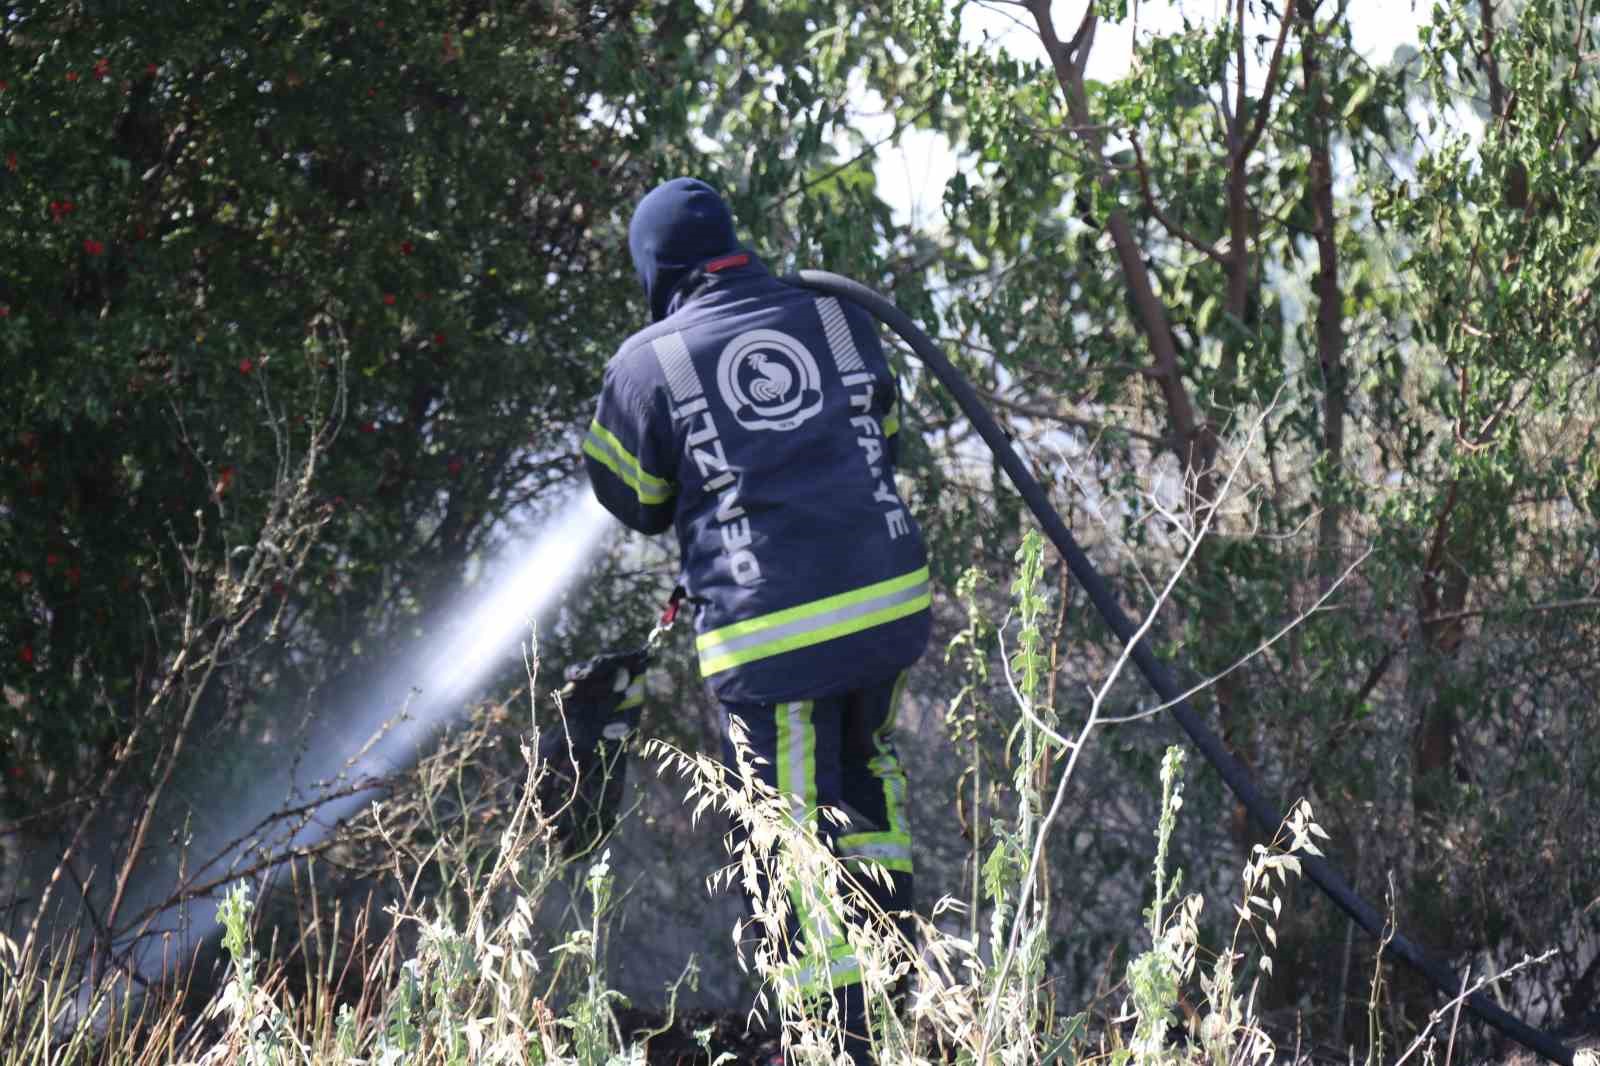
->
[630,257,930,704]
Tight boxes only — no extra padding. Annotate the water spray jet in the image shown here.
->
[61,491,615,1032]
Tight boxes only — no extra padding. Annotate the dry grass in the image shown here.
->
[0,531,1542,1066]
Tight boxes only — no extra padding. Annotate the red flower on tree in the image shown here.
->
[400,240,414,256]
[382,292,396,306]
[93,58,111,81]
[83,238,106,256]
[65,70,79,83]
[433,332,446,347]
[18,645,34,665]
[239,357,254,375]
[0,306,9,318]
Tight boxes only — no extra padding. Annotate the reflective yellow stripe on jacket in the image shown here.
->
[696,566,931,676]
[581,419,675,506]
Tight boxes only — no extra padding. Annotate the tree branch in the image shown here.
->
[1239,0,1298,163]
[1479,0,1508,121]
[1300,2,1349,590]
[1232,0,1249,154]
[1421,596,1600,627]
[768,99,939,211]
[1129,136,1229,265]
[976,386,1175,448]
[1030,0,1217,485]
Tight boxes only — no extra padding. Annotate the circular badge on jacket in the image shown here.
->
[716,329,824,432]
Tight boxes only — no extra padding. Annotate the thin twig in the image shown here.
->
[767,99,940,211]
[1391,949,1558,1066]
[1094,546,1373,725]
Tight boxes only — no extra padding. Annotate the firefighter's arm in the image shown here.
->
[582,364,676,534]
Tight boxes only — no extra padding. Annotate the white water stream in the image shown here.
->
[69,491,616,1021]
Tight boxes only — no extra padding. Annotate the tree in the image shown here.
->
[879,0,1600,1043]
[1,0,695,963]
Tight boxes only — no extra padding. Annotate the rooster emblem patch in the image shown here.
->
[716,329,824,432]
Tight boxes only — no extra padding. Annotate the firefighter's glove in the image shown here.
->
[533,647,651,855]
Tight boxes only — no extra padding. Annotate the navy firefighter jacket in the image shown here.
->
[582,181,930,705]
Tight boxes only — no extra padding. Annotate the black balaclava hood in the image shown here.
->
[628,177,740,322]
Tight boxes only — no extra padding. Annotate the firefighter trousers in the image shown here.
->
[716,669,916,1063]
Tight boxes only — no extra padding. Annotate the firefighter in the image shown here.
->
[581,177,930,1063]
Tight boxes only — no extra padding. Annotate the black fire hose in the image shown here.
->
[789,270,1574,1066]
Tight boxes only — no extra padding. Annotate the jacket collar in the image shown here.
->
[664,251,769,317]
